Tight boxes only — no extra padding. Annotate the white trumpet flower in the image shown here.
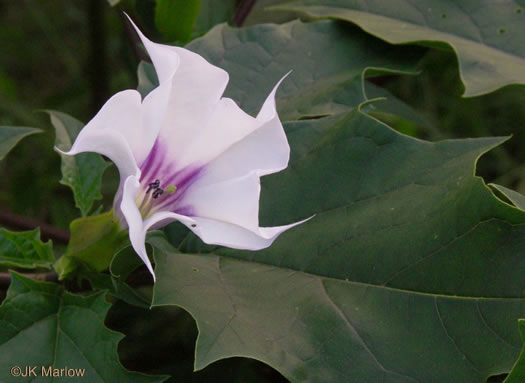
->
[60,17,309,280]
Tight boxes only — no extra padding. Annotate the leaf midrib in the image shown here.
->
[156,235,525,301]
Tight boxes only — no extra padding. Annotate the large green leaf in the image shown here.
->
[0,126,41,160]
[0,228,54,269]
[154,110,525,382]
[48,110,109,217]
[505,319,525,383]
[272,0,525,96]
[0,272,166,382]
[186,20,423,119]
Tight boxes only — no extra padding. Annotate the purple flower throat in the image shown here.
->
[135,140,202,218]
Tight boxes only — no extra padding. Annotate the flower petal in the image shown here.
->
[62,129,139,181]
[127,13,227,111]
[172,97,260,170]
[166,171,314,250]
[124,14,180,84]
[126,14,231,168]
[152,60,230,170]
[143,211,197,232]
[139,79,173,165]
[120,175,155,280]
[82,89,155,164]
[187,216,311,250]
[142,208,310,251]
[58,89,147,177]
[181,172,261,231]
[256,72,290,123]
[182,76,290,186]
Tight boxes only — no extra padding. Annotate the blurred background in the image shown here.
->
[0,0,523,381]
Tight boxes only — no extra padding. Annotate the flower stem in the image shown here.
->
[233,0,258,27]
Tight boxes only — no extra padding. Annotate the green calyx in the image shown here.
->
[54,210,129,280]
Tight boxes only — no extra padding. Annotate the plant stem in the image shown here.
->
[0,210,70,244]
[233,0,258,27]
[0,271,58,289]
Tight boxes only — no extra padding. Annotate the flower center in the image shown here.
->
[136,178,177,219]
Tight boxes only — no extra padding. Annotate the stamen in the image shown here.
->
[152,188,164,199]
[146,179,160,193]
[146,179,167,199]
[138,176,182,219]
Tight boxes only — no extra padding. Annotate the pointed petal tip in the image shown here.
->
[261,213,315,243]
[122,13,146,45]
[136,244,157,283]
[281,70,293,83]
[54,145,67,155]
[269,71,291,100]
[122,12,137,32]
[54,145,77,157]
[257,71,291,122]
[121,12,152,55]
[148,264,157,283]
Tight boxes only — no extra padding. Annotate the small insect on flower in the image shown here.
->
[58,14,311,280]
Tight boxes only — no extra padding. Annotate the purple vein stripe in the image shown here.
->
[139,139,203,216]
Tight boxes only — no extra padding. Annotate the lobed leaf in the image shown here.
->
[272,0,525,96]
[48,110,109,217]
[0,126,41,161]
[0,272,166,382]
[186,20,423,120]
[158,110,525,383]
[0,228,54,269]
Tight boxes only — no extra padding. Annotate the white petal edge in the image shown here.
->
[142,210,313,252]
[125,13,230,167]
[256,71,291,123]
[124,14,180,85]
[184,74,291,187]
[187,216,313,250]
[120,175,155,280]
[65,89,157,166]
[57,128,139,181]
[125,13,228,101]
